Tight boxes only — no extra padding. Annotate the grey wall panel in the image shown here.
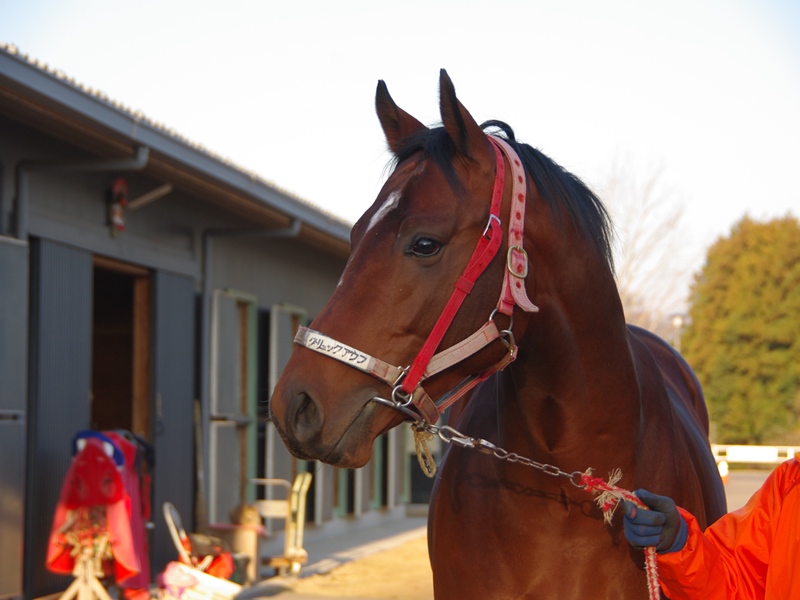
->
[210,236,345,318]
[208,422,241,525]
[0,237,28,411]
[25,238,93,599]
[151,270,196,573]
[211,293,241,416]
[0,419,25,598]
[0,235,28,598]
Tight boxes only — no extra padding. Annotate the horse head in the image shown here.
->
[270,70,566,467]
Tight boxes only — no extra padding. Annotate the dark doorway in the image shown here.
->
[91,257,151,439]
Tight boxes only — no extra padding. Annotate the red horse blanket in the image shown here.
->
[46,431,150,596]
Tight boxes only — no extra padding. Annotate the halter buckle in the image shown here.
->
[392,367,409,388]
[507,246,529,279]
[483,214,501,238]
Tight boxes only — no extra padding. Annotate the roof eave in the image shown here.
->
[0,46,352,256]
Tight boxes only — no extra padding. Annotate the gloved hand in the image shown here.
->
[623,489,688,554]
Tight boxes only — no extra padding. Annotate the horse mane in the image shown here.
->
[391,121,615,273]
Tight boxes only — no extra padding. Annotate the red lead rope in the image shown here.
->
[399,142,507,396]
[580,472,661,600]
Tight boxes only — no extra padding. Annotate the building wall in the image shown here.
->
[1,109,412,599]
[208,236,412,523]
[0,236,28,599]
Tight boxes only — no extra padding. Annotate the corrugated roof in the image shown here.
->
[0,42,353,249]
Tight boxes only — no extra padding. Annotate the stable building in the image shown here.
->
[0,44,416,600]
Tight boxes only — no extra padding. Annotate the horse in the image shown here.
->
[270,69,726,599]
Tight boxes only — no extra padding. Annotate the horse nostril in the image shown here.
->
[292,391,323,443]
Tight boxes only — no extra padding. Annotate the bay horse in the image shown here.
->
[270,70,726,598]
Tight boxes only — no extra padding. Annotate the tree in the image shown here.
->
[599,158,690,339]
[682,215,800,444]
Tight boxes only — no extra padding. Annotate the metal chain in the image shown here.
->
[410,418,660,600]
[411,420,586,487]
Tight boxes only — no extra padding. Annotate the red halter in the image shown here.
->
[294,135,538,422]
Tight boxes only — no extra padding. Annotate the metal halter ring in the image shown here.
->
[499,328,516,352]
[489,308,514,331]
[568,471,586,488]
[371,394,422,421]
[391,385,414,407]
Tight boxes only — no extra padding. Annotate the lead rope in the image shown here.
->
[412,425,661,600]
[414,428,438,476]
[580,470,661,600]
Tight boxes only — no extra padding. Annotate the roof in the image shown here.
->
[0,43,352,258]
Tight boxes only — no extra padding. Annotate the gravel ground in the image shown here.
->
[277,535,433,599]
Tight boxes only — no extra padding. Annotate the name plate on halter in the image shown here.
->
[294,327,373,372]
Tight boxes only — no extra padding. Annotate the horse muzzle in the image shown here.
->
[270,374,397,468]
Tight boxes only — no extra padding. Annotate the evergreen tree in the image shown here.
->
[682,216,800,444]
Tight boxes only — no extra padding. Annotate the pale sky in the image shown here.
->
[2,0,798,307]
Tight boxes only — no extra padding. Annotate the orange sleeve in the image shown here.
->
[655,460,799,599]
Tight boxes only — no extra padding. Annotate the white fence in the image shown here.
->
[711,444,797,465]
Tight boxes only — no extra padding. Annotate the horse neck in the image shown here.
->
[497,251,642,467]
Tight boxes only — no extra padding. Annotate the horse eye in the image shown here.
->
[411,237,441,258]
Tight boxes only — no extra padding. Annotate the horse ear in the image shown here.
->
[439,69,492,164]
[376,80,427,155]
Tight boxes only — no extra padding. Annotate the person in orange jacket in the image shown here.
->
[622,454,800,599]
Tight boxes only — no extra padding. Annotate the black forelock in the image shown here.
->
[391,127,465,194]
